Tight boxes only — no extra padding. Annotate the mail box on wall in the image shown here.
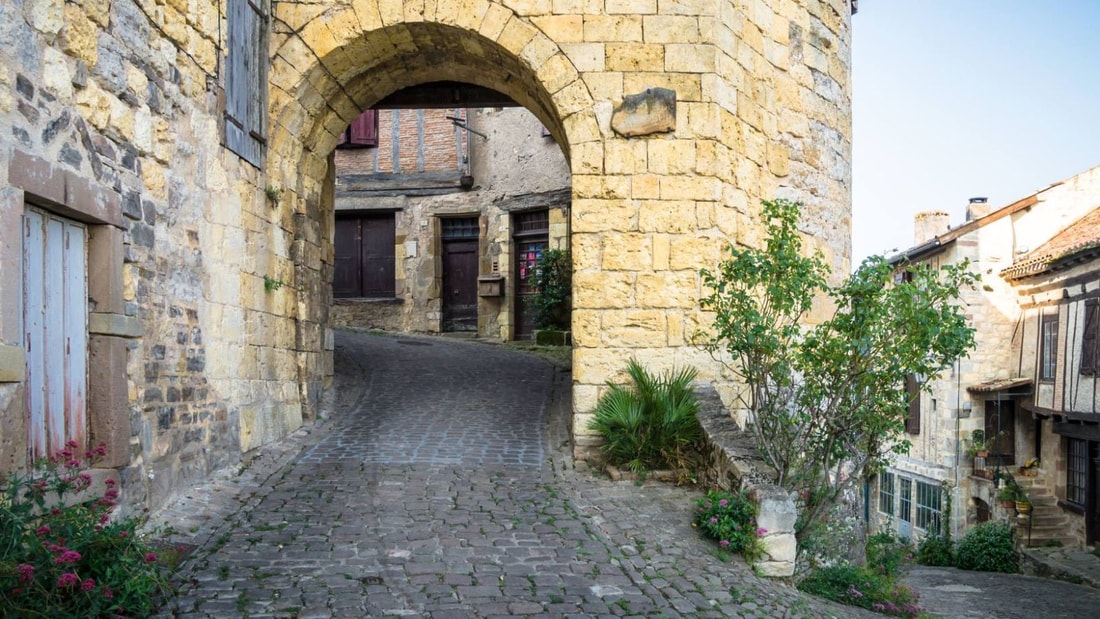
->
[477,275,505,297]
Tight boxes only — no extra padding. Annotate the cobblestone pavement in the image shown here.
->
[151,330,873,618]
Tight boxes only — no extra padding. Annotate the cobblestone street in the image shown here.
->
[150,330,873,618]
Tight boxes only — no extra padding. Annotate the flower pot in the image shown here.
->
[974,450,990,459]
[1000,499,1015,509]
[1015,501,1032,515]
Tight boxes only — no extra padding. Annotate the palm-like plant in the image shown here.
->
[588,360,702,472]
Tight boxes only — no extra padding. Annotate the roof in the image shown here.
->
[967,377,1032,394]
[1001,207,1100,280]
[887,194,1040,265]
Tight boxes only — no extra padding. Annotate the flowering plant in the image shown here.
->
[693,490,766,562]
[0,442,169,617]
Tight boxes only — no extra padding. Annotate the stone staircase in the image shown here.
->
[1013,476,1076,548]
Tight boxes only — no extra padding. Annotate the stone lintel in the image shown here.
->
[8,150,122,227]
[0,344,25,382]
[89,312,143,338]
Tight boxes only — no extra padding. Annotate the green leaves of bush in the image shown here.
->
[588,360,701,473]
[693,490,766,562]
[954,522,1018,573]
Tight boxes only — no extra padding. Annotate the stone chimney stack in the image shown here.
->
[914,211,950,245]
[966,196,990,221]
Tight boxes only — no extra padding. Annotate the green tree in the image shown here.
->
[530,249,571,330]
[698,198,977,540]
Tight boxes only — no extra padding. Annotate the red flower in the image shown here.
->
[35,525,50,536]
[144,552,158,563]
[81,578,97,591]
[104,478,117,487]
[16,564,34,583]
[55,550,82,564]
[57,572,80,588]
[101,586,114,599]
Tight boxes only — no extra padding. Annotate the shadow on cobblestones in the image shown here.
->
[149,330,872,618]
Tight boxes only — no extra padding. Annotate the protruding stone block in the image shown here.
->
[611,87,676,137]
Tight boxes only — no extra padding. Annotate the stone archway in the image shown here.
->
[257,0,854,457]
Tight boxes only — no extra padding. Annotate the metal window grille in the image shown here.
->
[440,217,479,240]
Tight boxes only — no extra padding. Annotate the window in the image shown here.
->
[915,481,942,533]
[984,400,1016,467]
[898,477,912,524]
[1040,313,1058,381]
[336,110,379,148]
[1067,438,1087,506]
[1081,301,1099,375]
[879,471,896,516]
[904,374,921,435]
[225,0,269,167]
[23,208,87,459]
[333,214,395,298]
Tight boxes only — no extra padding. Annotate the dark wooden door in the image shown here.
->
[442,240,478,332]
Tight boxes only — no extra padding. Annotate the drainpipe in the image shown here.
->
[954,358,962,541]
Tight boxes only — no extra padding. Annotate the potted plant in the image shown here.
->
[997,484,1017,509]
[1019,457,1040,477]
[1014,487,1032,516]
[966,429,991,459]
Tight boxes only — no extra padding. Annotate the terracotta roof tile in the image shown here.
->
[1001,207,1100,279]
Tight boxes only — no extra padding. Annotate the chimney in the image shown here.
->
[914,211,950,245]
[966,196,990,221]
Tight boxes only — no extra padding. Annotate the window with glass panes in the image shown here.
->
[1040,313,1058,381]
[1067,438,1088,506]
[915,481,942,533]
[879,471,895,516]
[898,478,913,524]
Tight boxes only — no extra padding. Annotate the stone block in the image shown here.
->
[88,335,130,468]
[600,309,666,347]
[87,224,124,313]
[532,14,584,43]
[583,15,642,42]
[604,43,663,72]
[601,233,649,270]
[561,42,605,72]
[635,272,697,309]
[89,313,143,338]
[0,344,25,382]
[573,271,634,308]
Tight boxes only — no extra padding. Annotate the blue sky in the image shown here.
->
[851,1,1100,263]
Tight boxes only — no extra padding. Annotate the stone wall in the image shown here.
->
[0,0,854,512]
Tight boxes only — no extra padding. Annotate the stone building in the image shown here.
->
[0,0,855,511]
[871,165,1100,546]
[330,106,571,340]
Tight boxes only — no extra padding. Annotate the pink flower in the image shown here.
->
[81,578,96,591]
[65,440,79,449]
[104,488,119,500]
[55,550,82,564]
[144,552,158,563]
[719,539,730,548]
[118,531,130,539]
[709,517,718,524]
[36,525,51,536]
[101,586,114,599]
[16,564,34,583]
[57,572,80,588]
[718,499,729,508]
[104,478,117,487]
[756,527,768,536]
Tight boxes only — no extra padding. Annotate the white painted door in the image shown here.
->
[23,208,87,460]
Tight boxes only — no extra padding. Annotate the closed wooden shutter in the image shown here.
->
[904,374,921,435]
[225,0,268,167]
[349,110,378,147]
[333,218,361,298]
[360,216,395,297]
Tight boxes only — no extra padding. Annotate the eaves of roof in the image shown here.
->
[887,194,1041,266]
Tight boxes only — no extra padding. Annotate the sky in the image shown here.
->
[851,1,1100,264]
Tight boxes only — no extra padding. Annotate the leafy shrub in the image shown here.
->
[694,490,766,562]
[865,531,912,578]
[797,563,921,618]
[529,249,571,330]
[588,360,702,472]
[955,521,1018,572]
[0,443,170,617]
[916,533,955,567]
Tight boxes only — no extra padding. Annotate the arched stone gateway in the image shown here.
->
[0,0,852,507]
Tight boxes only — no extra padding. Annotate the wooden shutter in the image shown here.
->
[333,218,362,298]
[904,374,921,434]
[1082,301,1099,375]
[225,0,267,167]
[361,216,395,297]
[349,110,378,147]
